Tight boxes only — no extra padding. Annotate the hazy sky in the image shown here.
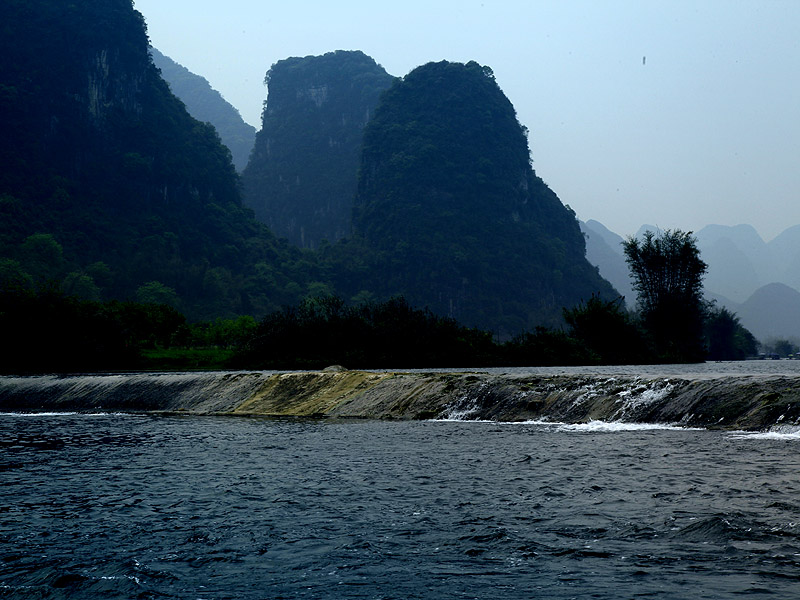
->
[133,0,799,241]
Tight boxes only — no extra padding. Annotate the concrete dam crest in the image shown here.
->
[2,367,800,431]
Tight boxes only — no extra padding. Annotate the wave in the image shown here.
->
[0,412,137,418]
[555,420,697,432]
[730,424,800,440]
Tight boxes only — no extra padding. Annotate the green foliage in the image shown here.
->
[502,328,595,367]
[563,295,652,364]
[189,315,257,349]
[764,338,798,358]
[0,281,259,373]
[233,296,497,369]
[135,281,181,310]
[2,278,763,373]
[62,271,101,302]
[704,303,758,360]
[139,346,234,371]
[0,0,322,321]
[623,230,708,362]
[0,258,33,291]
[18,234,66,284]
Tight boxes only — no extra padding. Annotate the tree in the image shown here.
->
[563,294,651,364]
[18,233,66,284]
[623,229,708,362]
[767,338,798,358]
[135,281,180,309]
[705,303,758,360]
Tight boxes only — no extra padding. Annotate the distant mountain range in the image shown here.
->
[582,220,800,342]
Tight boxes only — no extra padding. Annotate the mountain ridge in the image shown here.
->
[149,48,256,172]
[0,0,319,320]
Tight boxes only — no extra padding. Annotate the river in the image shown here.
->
[2,410,799,599]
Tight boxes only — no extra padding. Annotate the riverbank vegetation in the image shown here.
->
[0,283,757,374]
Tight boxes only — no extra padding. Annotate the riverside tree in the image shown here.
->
[623,229,708,362]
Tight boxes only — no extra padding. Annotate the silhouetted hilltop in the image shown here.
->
[351,61,617,333]
[150,48,256,172]
[725,283,800,342]
[242,50,396,248]
[695,224,769,302]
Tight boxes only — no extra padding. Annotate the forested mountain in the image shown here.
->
[149,48,256,172]
[349,61,617,333]
[0,0,318,320]
[242,51,396,248]
[1,2,619,336]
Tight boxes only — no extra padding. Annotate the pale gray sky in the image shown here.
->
[134,0,800,241]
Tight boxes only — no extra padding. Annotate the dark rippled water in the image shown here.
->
[1,414,799,599]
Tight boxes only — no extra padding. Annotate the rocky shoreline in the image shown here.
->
[2,369,800,431]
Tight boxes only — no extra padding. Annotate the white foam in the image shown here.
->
[432,418,696,431]
[0,412,80,417]
[557,420,693,432]
[0,412,136,418]
[613,380,675,418]
[731,425,800,440]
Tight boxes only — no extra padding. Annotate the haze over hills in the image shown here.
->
[729,283,800,342]
[580,220,635,305]
[149,48,256,172]
[582,220,800,342]
[242,51,396,248]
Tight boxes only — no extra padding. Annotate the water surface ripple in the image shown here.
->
[1,414,798,599]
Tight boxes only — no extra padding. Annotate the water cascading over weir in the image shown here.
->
[2,368,800,431]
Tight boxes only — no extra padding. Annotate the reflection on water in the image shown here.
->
[1,414,799,599]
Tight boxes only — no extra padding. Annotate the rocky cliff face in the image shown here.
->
[241,50,396,248]
[0,1,153,186]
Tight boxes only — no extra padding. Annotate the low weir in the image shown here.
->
[2,366,800,431]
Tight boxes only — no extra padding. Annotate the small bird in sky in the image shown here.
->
[642,56,646,66]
